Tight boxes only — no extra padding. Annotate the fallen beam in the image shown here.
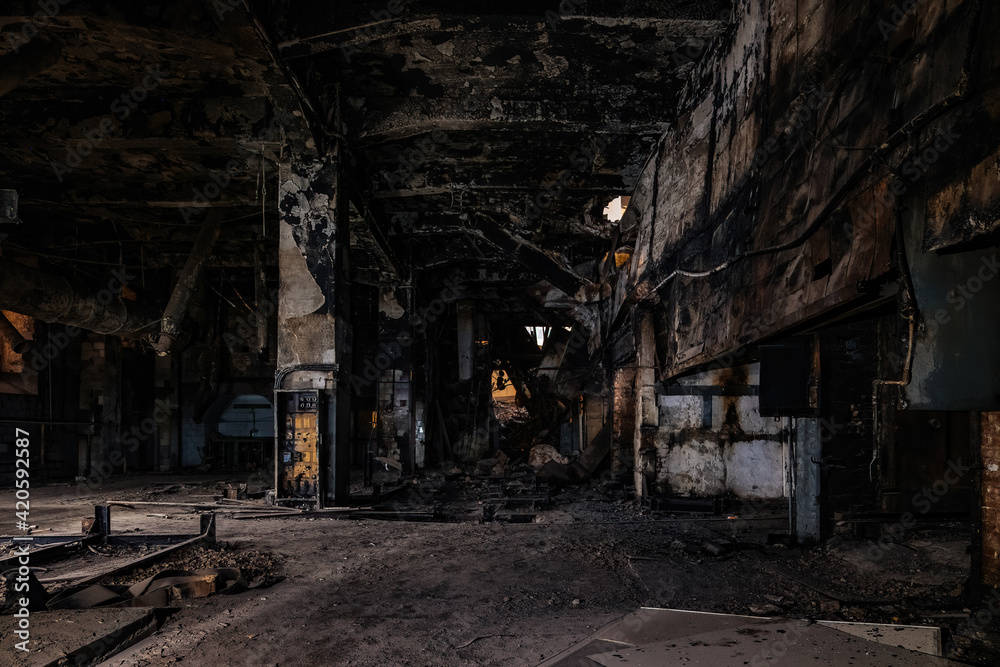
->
[106,499,288,511]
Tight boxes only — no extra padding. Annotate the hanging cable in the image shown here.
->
[870,203,918,481]
[615,2,980,323]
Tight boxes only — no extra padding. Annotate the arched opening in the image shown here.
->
[201,393,274,471]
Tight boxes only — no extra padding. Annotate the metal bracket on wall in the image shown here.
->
[0,189,20,224]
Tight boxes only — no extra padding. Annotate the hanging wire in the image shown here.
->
[207,281,239,309]
[222,269,254,312]
[261,145,267,237]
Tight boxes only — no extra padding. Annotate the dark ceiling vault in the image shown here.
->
[0,0,730,329]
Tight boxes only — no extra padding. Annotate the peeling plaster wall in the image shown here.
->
[652,363,787,499]
[277,156,341,370]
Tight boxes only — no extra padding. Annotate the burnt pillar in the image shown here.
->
[792,417,822,544]
[457,300,474,381]
[633,309,658,501]
[275,149,351,506]
[981,412,1000,587]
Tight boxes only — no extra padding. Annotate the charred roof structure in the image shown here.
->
[4,0,1000,663]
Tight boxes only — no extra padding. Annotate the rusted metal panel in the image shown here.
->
[902,206,1000,411]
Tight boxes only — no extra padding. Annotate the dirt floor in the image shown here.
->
[1,473,999,666]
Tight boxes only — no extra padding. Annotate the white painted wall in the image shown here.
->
[651,363,788,499]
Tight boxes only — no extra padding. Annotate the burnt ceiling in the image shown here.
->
[0,0,730,319]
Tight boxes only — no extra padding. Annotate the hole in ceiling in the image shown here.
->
[525,326,549,348]
[603,195,631,223]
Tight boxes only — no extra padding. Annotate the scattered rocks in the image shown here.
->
[528,444,567,470]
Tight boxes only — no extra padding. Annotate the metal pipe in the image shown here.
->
[870,204,919,481]
[151,213,223,354]
[0,259,158,335]
[0,311,30,354]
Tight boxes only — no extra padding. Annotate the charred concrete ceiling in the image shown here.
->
[0,0,730,329]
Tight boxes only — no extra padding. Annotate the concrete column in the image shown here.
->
[276,150,351,505]
[376,287,414,471]
[636,311,658,428]
[153,353,178,472]
[981,412,1000,587]
[633,310,658,500]
[793,417,822,544]
[612,365,637,473]
[457,300,474,381]
[96,336,121,478]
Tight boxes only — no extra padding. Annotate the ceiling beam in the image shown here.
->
[470,215,596,301]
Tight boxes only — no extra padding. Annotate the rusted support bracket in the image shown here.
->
[0,311,30,354]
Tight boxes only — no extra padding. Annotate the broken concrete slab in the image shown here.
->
[598,607,778,646]
[543,608,958,667]
[585,620,960,667]
[818,620,944,657]
[0,607,160,665]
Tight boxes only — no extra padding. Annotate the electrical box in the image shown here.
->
[275,390,321,503]
[759,337,818,417]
